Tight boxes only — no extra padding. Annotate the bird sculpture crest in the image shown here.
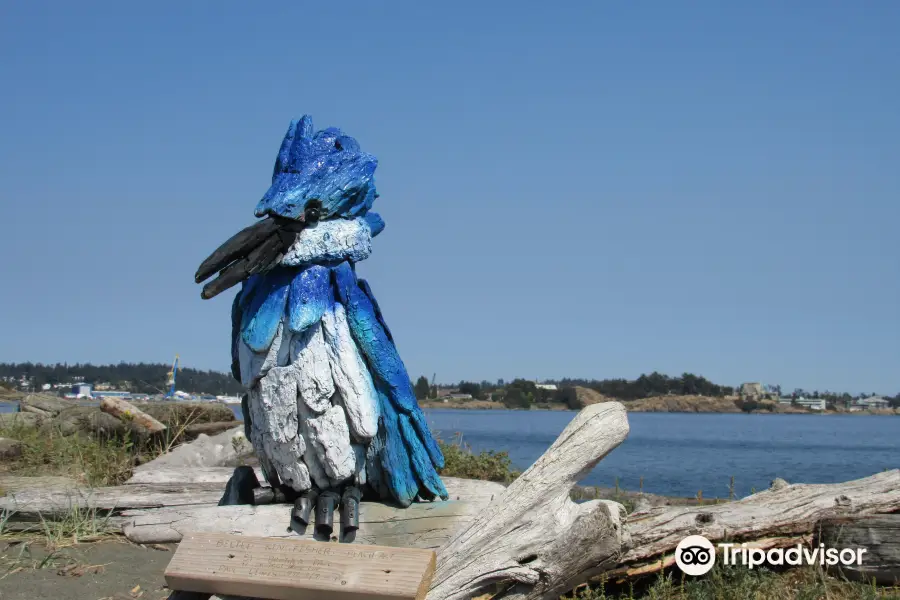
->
[194,115,448,539]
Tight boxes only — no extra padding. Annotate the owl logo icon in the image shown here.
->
[675,535,716,576]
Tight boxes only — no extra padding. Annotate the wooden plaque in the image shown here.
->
[164,532,436,600]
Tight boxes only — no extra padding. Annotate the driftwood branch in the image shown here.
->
[184,421,245,437]
[429,402,631,600]
[612,469,900,579]
[100,397,167,433]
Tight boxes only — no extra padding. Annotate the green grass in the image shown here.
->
[563,563,900,600]
[437,432,520,484]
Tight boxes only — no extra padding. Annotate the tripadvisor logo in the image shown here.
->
[674,535,867,576]
[675,535,716,575]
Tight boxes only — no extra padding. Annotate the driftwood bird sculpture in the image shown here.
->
[195,115,447,538]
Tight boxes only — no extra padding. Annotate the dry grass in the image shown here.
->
[0,404,207,487]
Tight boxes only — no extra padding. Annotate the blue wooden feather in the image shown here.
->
[240,268,292,353]
[363,212,385,237]
[256,115,378,221]
[357,278,393,343]
[398,413,449,500]
[375,385,420,507]
[287,265,331,334]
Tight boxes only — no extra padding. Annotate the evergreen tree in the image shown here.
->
[414,376,431,400]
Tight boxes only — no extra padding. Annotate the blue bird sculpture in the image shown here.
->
[195,115,448,538]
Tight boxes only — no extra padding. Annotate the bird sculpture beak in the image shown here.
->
[194,216,309,300]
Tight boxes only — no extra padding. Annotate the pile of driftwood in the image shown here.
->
[5,394,239,439]
[1,402,898,599]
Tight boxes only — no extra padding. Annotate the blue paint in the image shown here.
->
[398,413,449,500]
[333,263,417,413]
[240,268,292,353]
[287,265,331,333]
[376,385,420,507]
[363,212,385,237]
[357,279,393,343]
[239,274,263,309]
[333,261,446,471]
[256,115,378,221]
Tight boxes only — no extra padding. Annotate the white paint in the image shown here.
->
[280,217,372,266]
[295,399,336,490]
[239,321,292,388]
[289,321,334,414]
[305,405,356,483]
[352,444,367,487]
[321,303,379,442]
[247,367,311,492]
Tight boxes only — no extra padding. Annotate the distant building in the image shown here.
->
[535,383,558,391]
[778,396,826,411]
[447,393,473,400]
[72,383,93,398]
[853,396,890,411]
[91,390,131,399]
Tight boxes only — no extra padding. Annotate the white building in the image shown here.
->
[535,383,558,391]
[778,396,826,411]
[853,396,890,411]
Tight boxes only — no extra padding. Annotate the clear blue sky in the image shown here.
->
[1,1,897,395]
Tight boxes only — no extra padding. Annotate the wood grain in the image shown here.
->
[165,532,435,600]
[816,513,900,585]
[100,397,167,433]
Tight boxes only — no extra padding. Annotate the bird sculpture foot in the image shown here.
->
[292,490,318,525]
[340,486,362,535]
[290,486,362,542]
[315,490,341,537]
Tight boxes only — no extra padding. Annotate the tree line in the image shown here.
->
[0,362,243,396]
[413,372,738,409]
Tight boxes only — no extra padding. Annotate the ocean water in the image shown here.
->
[3,402,895,498]
[419,409,898,498]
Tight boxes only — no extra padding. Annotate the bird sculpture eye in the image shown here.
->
[334,139,343,151]
[304,199,322,223]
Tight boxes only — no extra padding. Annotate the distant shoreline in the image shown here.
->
[420,398,898,416]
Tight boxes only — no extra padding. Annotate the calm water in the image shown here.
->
[4,402,895,498]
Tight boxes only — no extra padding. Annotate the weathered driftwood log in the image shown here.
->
[185,421,244,437]
[137,402,237,426]
[0,482,229,515]
[815,513,900,585]
[127,467,265,485]
[121,478,505,545]
[19,394,72,416]
[429,402,631,600]
[100,397,167,433]
[51,405,136,437]
[610,469,900,579]
[124,499,486,547]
